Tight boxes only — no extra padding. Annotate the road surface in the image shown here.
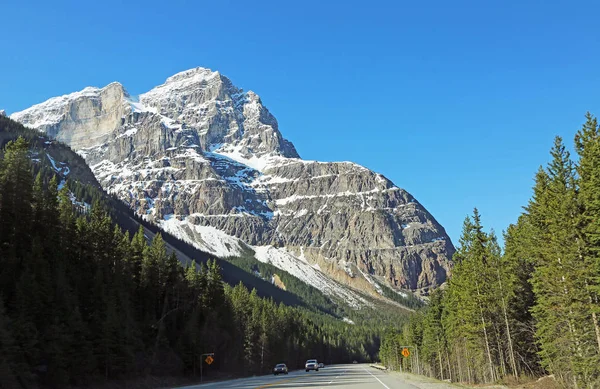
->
[176,363,423,388]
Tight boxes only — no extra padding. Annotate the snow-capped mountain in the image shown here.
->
[11,67,454,300]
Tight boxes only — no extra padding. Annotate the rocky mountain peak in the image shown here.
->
[11,82,129,149]
[11,67,454,300]
[164,66,219,84]
[244,90,260,102]
[0,109,6,117]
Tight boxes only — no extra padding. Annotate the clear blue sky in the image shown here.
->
[2,0,599,246]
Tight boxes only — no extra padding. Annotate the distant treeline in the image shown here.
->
[380,113,600,388]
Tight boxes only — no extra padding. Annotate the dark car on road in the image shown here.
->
[273,363,288,375]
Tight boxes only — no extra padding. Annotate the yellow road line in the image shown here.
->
[255,376,301,388]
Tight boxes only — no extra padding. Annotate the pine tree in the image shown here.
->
[487,231,519,379]
[502,220,540,377]
[0,298,25,388]
[527,137,597,387]
[0,137,33,300]
[574,113,600,358]
[422,290,448,380]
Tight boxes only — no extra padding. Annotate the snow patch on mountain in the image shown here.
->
[210,144,294,173]
[159,214,246,258]
[357,267,384,295]
[116,128,138,139]
[252,245,371,308]
[155,213,370,307]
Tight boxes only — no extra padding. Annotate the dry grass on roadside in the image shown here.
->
[511,376,560,389]
[469,375,560,389]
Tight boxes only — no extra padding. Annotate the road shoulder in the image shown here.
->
[372,368,474,389]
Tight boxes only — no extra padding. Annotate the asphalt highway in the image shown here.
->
[176,363,422,389]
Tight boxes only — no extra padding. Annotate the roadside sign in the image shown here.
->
[205,355,214,365]
[401,348,410,358]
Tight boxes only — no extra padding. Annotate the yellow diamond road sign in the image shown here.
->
[401,348,410,358]
[205,355,214,365]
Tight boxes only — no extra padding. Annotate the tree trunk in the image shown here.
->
[584,282,600,354]
[456,344,463,382]
[496,266,518,378]
[476,280,496,383]
[592,310,600,353]
[466,344,472,383]
[445,348,452,382]
[415,347,420,376]
[437,336,444,380]
[261,341,264,374]
[495,326,506,378]
[575,237,600,355]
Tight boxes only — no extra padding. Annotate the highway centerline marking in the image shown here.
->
[327,369,346,385]
[363,366,391,389]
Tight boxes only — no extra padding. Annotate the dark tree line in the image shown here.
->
[380,113,600,388]
[0,137,387,388]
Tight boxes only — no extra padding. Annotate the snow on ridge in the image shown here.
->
[356,267,383,295]
[159,214,245,258]
[46,154,70,176]
[125,95,157,114]
[256,172,339,185]
[394,289,409,298]
[47,154,60,172]
[164,67,219,84]
[174,147,208,163]
[209,144,290,173]
[140,67,224,104]
[116,128,138,139]
[10,83,123,129]
[155,213,372,311]
[252,245,370,309]
[275,187,400,206]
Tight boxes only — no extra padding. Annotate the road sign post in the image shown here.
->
[200,353,215,383]
[397,346,419,375]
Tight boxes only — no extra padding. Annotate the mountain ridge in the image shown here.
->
[11,66,455,298]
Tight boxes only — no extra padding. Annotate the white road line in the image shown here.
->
[363,366,391,389]
[326,368,346,385]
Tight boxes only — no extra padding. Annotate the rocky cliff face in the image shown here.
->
[11,67,454,298]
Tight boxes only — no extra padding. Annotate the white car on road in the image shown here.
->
[305,359,319,372]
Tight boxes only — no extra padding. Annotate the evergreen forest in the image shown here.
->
[0,134,390,388]
[379,113,600,388]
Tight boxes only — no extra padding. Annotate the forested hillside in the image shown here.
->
[0,136,388,387]
[0,115,332,312]
[0,117,411,388]
[380,113,600,388]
